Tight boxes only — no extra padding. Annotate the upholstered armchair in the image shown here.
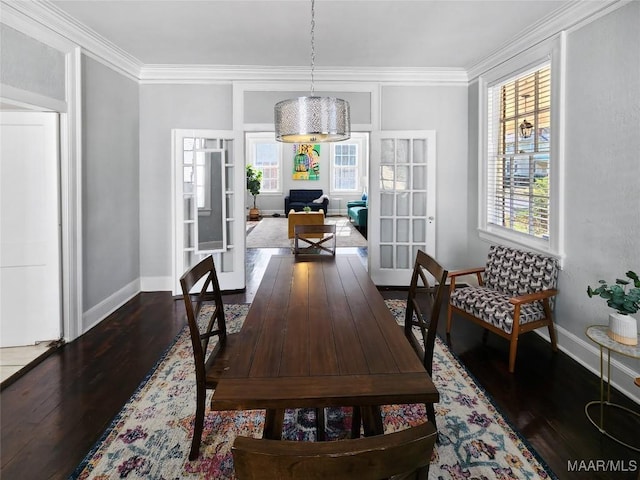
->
[447,245,559,373]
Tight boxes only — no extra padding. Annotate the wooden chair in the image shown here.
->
[403,250,448,427]
[180,255,241,460]
[294,224,336,255]
[180,256,326,456]
[446,245,559,373]
[232,421,437,480]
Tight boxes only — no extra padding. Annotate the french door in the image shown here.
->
[172,129,244,293]
[369,131,436,286]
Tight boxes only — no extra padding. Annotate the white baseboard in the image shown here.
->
[82,278,140,333]
[536,325,640,404]
[140,276,173,292]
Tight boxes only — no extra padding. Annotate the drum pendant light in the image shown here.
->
[274,0,350,143]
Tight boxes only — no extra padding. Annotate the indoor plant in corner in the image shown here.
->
[587,270,640,345]
[246,165,262,220]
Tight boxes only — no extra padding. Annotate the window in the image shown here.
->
[488,64,550,239]
[333,143,358,191]
[183,137,210,212]
[478,35,565,257]
[246,133,282,193]
[330,132,368,194]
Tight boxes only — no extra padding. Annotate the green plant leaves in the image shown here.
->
[587,270,640,315]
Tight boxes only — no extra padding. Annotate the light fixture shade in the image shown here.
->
[274,96,350,143]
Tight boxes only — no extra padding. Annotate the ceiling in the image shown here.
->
[50,0,571,70]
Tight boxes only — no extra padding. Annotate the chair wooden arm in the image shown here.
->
[448,267,485,289]
[448,267,485,278]
[509,289,558,305]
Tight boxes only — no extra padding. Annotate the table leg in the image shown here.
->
[361,405,384,436]
[263,408,284,440]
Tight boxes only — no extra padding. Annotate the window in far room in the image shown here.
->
[330,132,368,194]
[246,132,282,194]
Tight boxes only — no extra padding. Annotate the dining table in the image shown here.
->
[211,254,439,439]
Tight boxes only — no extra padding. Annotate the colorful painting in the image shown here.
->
[292,144,320,180]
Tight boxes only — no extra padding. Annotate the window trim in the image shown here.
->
[329,132,369,195]
[245,132,283,195]
[478,33,566,261]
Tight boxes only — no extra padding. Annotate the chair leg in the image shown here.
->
[425,402,436,428]
[548,321,559,352]
[446,305,453,334]
[189,386,206,461]
[424,402,441,446]
[508,334,519,373]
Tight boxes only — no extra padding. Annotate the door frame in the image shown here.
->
[0,5,84,342]
[171,129,245,294]
[369,130,437,286]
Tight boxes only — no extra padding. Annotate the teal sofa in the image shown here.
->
[347,200,368,230]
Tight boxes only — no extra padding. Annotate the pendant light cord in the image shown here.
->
[310,0,315,95]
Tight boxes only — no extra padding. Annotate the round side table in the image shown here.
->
[585,325,640,452]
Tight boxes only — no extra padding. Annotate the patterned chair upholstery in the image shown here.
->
[446,245,559,373]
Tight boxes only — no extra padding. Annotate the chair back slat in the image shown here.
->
[404,250,448,375]
[233,421,436,480]
[294,224,336,255]
[179,256,227,380]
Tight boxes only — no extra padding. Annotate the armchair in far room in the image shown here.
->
[347,200,367,230]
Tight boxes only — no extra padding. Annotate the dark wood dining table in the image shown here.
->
[211,254,439,439]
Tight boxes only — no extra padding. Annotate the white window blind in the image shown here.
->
[487,64,551,240]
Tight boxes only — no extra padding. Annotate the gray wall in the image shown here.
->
[561,2,639,370]
[466,2,640,373]
[82,56,140,314]
[0,24,65,101]
[381,85,469,269]
[139,84,233,279]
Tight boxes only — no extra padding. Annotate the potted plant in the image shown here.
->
[303,206,312,213]
[246,165,262,220]
[587,270,640,345]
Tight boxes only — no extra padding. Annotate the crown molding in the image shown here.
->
[466,0,630,80]
[139,64,468,85]
[2,0,142,81]
[3,0,630,86]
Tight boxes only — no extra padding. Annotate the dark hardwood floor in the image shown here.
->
[1,247,638,480]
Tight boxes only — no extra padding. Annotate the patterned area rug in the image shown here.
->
[245,216,367,248]
[71,301,556,479]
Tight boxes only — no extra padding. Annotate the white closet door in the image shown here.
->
[1,112,61,347]
[369,131,436,286]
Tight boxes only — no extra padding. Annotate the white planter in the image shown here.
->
[607,313,638,346]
